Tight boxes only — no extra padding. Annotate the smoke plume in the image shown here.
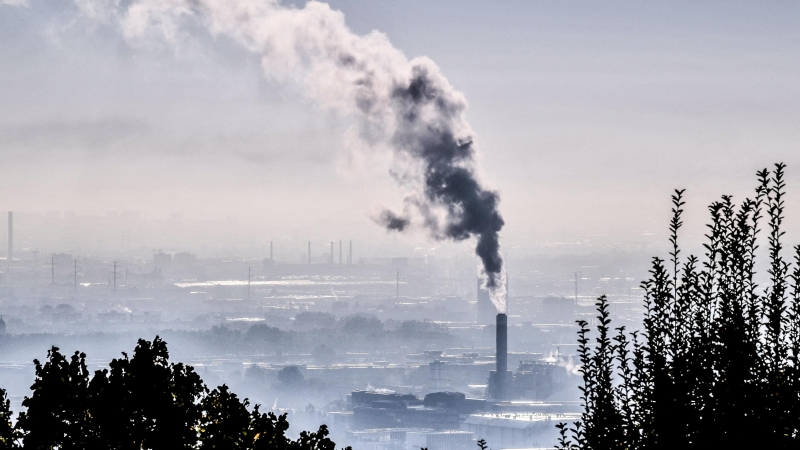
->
[74,0,507,309]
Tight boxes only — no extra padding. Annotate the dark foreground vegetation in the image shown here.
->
[0,337,346,450]
[558,164,800,448]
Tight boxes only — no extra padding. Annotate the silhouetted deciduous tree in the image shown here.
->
[4,337,348,450]
[557,163,800,449]
[0,390,19,450]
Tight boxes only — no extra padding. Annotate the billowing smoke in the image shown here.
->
[73,0,506,309]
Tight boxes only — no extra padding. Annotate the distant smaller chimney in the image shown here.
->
[7,211,12,262]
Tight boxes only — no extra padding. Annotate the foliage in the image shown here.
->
[557,163,800,448]
[5,337,348,450]
[277,366,305,387]
[0,390,19,450]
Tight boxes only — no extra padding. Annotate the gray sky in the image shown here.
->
[2,0,799,255]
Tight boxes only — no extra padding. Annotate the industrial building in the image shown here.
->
[461,413,579,449]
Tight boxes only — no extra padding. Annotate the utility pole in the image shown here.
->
[74,259,77,290]
[247,266,251,301]
[51,253,55,285]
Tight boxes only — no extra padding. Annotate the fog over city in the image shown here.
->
[1,1,800,449]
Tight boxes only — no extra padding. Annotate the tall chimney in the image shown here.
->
[270,241,273,261]
[339,240,342,264]
[308,241,311,265]
[7,212,12,262]
[496,313,508,399]
[349,240,352,265]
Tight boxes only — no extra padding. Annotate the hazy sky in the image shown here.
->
[2,1,800,255]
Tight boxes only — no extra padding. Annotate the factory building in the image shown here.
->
[349,390,486,431]
[345,429,475,450]
[461,413,579,449]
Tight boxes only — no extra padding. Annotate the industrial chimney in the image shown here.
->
[495,313,508,400]
[7,211,12,262]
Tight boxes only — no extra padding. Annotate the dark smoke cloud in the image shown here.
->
[69,0,507,307]
[379,66,505,291]
[377,210,410,232]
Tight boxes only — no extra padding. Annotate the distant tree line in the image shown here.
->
[173,315,453,356]
[0,337,347,450]
[557,164,800,448]
[0,316,454,365]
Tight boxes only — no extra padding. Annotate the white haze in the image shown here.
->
[69,0,508,309]
[2,1,800,284]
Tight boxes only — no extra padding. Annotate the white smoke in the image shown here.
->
[71,0,507,311]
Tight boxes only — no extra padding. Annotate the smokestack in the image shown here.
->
[308,241,311,265]
[349,240,352,265]
[270,241,273,261]
[339,241,342,264]
[496,313,508,400]
[330,241,334,264]
[6,212,11,262]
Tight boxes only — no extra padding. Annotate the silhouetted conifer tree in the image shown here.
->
[557,163,800,449]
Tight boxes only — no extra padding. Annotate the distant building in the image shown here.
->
[173,252,196,267]
[345,429,406,450]
[461,413,573,449]
[512,361,568,400]
[153,251,172,268]
[344,428,475,450]
[349,390,486,431]
[406,430,474,450]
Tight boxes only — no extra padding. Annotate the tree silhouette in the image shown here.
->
[557,163,800,449]
[0,390,19,449]
[17,348,91,449]
[4,337,349,450]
